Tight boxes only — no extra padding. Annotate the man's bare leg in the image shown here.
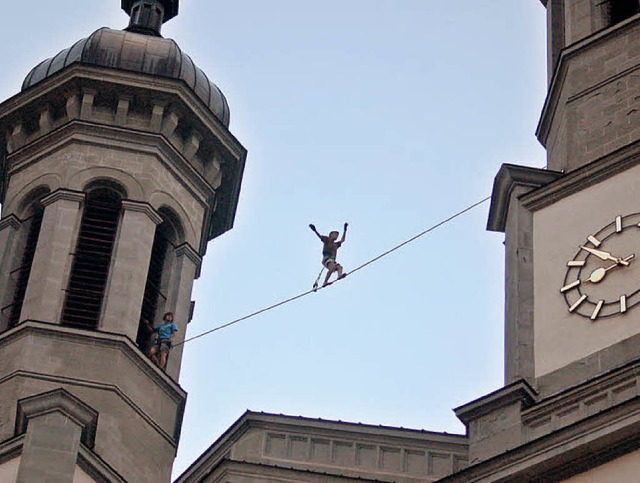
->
[323,262,336,286]
[149,347,159,366]
[159,350,168,370]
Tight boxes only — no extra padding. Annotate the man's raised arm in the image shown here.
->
[340,222,348,243]
[309,223,323,240]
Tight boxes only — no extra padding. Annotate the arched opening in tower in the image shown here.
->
[62,188,122,329]
[7,202,45,327]
[137,210,181,352]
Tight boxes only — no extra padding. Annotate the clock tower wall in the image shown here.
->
[538,9,640,173]
[533,164,640,381]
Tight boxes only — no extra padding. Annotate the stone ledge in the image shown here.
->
[455,380,538,426]
[121,200,163,225]
[0,434,24,463]
[15,388,98,448]
[0,320,186,408]
[486,164,561,233]
[41,188,85,207]
[526,356,640,443]
[521,140,640,212]
[175,242,202,268]
[176,410,468,483]
[0,214,21,231]
[443,389,640,481]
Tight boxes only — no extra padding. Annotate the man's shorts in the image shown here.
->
[157,339,172,352]
[322,256,337,269]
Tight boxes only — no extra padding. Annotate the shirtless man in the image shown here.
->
[309,223,348,287]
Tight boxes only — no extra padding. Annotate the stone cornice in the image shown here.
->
[15,388,98,448]
[0,214,21,231]
[121,200,163,225]
[175,242,202,267]
[176,410,468,483]
[0,64,246,160]
[1,66,247,248]
[0,321,186,401]
[41,188,85,207]
[0,434,24,464]
[454,379,538,426]
[521,140,640,211]
[443,383,640,481]
[487,164,562,232]
[8,122,213,203]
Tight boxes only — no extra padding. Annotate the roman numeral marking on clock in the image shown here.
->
[591,300,604,320]
[569,294,588,313]
[587,235,601,247]
[561,280,581,293]
[616,216,623,233]
[567,260,586,267]
[621,295,627,313]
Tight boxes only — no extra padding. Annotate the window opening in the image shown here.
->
[62,189,121,329]
[7,207,44,327]
[137,221,172,348]
[610,0,639,25]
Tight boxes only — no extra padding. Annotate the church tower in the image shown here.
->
[0,1,246,481]
[447,1,640,480]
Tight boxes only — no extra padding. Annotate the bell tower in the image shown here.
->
[448,1,640,480]
[0,0,246,481]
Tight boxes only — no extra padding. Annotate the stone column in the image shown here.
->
[101,201,161,340]
[165,243,201,380]
[0,215,22,330]
[20,190,85,324]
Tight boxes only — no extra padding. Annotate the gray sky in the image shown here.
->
[0,1,548,478]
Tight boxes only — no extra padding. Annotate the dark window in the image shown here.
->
[62,189,121,329]
[610,0,639,25]
[7,207,44,327]
[136,221,172,348]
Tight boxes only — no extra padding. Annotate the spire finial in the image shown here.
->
[121,0,179,37]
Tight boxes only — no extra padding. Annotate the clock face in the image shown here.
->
[561,214,640,320]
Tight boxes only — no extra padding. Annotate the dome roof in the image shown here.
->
[22,27,230,127]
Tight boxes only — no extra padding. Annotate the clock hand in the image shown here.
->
[585,254,635,283]
[579,246,630,266]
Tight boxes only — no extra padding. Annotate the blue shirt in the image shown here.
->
[155,322,178,340]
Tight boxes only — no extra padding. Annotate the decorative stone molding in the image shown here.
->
[182,130,203,161]
[115,96,132,126]
[9,123,27,153]
[0,66,246,243]
[38,107,53,133]
[0,214,21,231]
[454,379,538,426]
[150,102,167,132]
[161,110,180,138]
[175,242,202,267]
[66,93,81,119]
[486,164,562,232]
[80,89,97,120]
[121,200,163,225]
[41,189,85,207]
[15,388,99,448]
